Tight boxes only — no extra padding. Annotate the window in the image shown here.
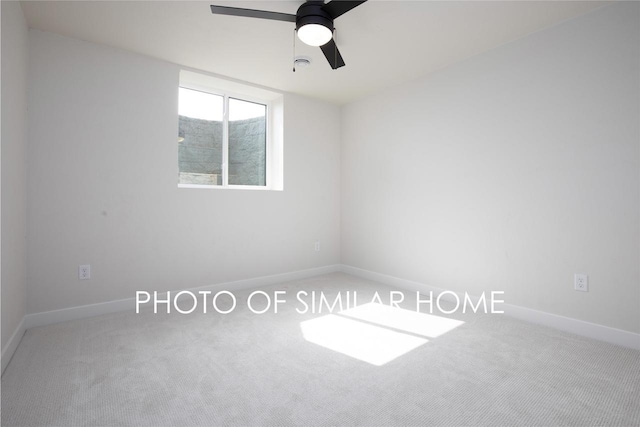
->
[177,70,283,190]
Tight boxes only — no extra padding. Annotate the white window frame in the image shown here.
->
[178,70,283,191]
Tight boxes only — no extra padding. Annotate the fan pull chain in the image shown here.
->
[293,29,297,72]
[333,27,337,68]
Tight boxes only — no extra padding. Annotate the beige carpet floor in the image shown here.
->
[2,273,639,426]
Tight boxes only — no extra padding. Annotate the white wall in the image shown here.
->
[341,3,639,333]
[27,30,340,314]
[1,1,29,350]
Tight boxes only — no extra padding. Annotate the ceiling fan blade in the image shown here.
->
[210,5,296,23]
[321,0,367,19]
[320,39,346,69]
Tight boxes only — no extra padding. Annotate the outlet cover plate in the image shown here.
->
[79,265,91,280]
[574,273,588,292]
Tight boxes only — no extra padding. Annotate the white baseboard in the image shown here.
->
[25,264,342,330]
[341,265,459,300]
[19,264,639,352]
[501,303,640,350]
[2,317,26,374]
[25,297,135,329]
[340,264,640,351]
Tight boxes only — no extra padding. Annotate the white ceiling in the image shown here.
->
[21,0,610,104]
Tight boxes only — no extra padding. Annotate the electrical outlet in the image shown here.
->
[79,265,91,280]
[314,241,320,252]
[574,273,588,292]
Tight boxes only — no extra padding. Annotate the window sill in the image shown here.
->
[178,183,282,191]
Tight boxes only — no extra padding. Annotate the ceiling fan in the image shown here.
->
[210,1,367,70]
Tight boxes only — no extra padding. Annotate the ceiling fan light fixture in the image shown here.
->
[210,0,368,69]
[297,23,333,47]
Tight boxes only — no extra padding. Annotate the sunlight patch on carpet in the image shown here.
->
[340,302,465,338]
[300,314,428,366]
[300,303,465,366]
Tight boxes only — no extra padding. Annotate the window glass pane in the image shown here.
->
[228,98,267,186]
[178,88,223,185]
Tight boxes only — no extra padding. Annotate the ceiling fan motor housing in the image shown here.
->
[295,1,334,32]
